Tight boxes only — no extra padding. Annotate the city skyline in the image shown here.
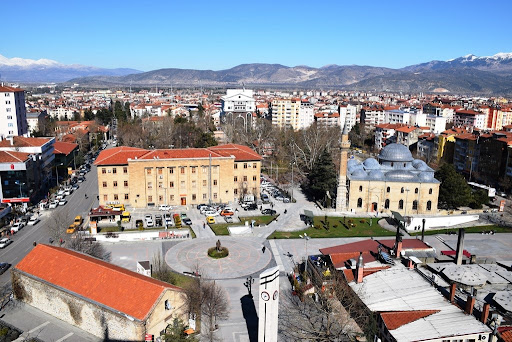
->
[2,0,511,72]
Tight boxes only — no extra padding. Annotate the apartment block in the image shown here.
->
[0,85,28,139]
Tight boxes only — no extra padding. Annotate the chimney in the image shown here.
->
[7,136,13,146]
[465,295,475,315]
[455,228,465,265]
[395,235,403,257]
[481,303,490,323]
[407,258,414,270]
[449,282,457,303]
[356,252,364,283]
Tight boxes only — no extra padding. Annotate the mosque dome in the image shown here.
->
[363,158,380,169]
[418,172,434,182]
[368,169,385,180]
[413,159,429,170]
[347,159,361,172]
[379,144,413,162]
[351,169,368,179]
[386,170,416,181]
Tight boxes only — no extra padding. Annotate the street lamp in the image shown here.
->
[405,188,410,216]
[14,181,25,198]
[244,276,254,297]
[299,233,310,274]
[55,163,64,186]
[290,162,296,202]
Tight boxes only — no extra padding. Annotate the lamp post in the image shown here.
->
[14,181,25,198]
[244,276,254,297]
[55,163,64,187]
[299,233,310,274]
[405,188,410,216]
[291,162,296,202]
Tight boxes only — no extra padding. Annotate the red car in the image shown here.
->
[220,210,234,216]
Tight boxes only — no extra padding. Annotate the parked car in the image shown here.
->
[72,184,79,190]
[158,204,172,211]
[155,214,163,226]
[244,203,258,211]
[220,210,234,216]
[204,210,219,216]
[224,216,234,223]
[11,222,24,233]
[0,238,12,249]
[145,214,154,227]
[261,209,277,215]
[182,218,192,226]
[64,189,73,196]
[58,199,68,206]
[0,262,11,275]
[206,216,215,224]
[49,200,59,209]
[28,216,40,226]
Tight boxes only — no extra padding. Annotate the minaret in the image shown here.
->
[336,122,350,211]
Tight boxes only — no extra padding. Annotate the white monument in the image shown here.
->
[258,266,279,342]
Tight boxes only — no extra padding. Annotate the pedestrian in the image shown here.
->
[60,238,63,245]
[262,246,266,253]
[235,208,239,212]
[271,202,274,208]
[203,222,206,229]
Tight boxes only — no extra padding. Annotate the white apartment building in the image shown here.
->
[26,110,46,136]
[339,104,358,131]
[47,107,76,120]
[410,112,447,134]
[0,85,28,139]
[384,109,410,125]
[361,107,386,126]
[271,98,314,130]
[453,109,486,129]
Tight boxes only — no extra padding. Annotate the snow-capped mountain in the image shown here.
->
[0,54,141,83]
[404,52,512,74]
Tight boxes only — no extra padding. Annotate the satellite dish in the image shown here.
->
[165,300,172,311]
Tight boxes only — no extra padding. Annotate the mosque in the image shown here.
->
[336,125,440,215]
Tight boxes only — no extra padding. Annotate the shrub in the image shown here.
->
[348,219,353,224]
[208,246,229,259]
[360,220,366,223]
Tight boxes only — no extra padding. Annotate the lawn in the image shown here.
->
[170,271,199,288]
[268,216,396,239]
[209,215,276,235]
[409,224,512,236]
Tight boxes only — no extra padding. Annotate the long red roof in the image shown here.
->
[15,244,182,321]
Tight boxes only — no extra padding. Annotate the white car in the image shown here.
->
[203,210,219,217]
[49,200,59,209]
[11,222,24,233]
[158,204,172,211]
[145,214,154,227]
[58,199,67,206]
[64,189,73,196]
[0,238,12,249]
[28,216,40,226]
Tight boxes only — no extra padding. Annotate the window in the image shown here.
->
[399,200,404,209]
[169,167,174,174]
[203,166,208,173]
[253,163,257,168]
[103,194,108,201]
[203,193,207,199]
[6,116,12,120]
[385,199,390,209]
[159,195,163,201]
[102,181,107,188]
[357,198,363,208]
[180,167,185,174]
[203,180,207,186]
[148,196,153,202]
[5,101,10,104]
[114,194,118,200]
[170,195,174,201]
[6,108,10,112]
[429,188,433,194]
[102,168,106,174]
[234,189,238,195]
[234,176,238,182]
[113,168,117,174]
[124,194,129,200]
[191,167,196,174]
[427,200,432,211]
[234,164,238,169]
[170,181,174,188]
[113,181,118,187]
[253,176,257,181]
[415,188,418,194]
[124,180,128,187]
[123,167,128,174]
[386,187,390,193]
[359,186,363,192]
[412,200,418,210]
[158,168,163,175]
[252,187,256,193]
[192,180,196,188]
[213,193,218,199]
[213,180,217,186]
[147,182,153,189]
[180,181,185,188]
[158,182,163,188]
[244,163,247,169]
[192,194,196,200]
[243,176,247,182]
[401,187,404,194]
[146,168,152,175]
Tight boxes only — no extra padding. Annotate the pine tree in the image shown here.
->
[435,164,473,209]
[307,148,337,201]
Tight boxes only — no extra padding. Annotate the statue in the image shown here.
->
[216,239,221,252]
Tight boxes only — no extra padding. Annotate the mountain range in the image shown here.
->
[3,53,512,95]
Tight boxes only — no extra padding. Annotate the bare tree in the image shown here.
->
[48,211,67,244]
[201,280,229,342]
[67,233,111,262]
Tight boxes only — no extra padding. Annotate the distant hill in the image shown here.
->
[0,54,141,83]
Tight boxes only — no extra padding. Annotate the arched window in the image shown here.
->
[385,199,390,209]
[391,162,394,167]
[359,185,363,192]
[357,198,363,208]
[404,163,406,167]
[413,200,418,210]
[386,186,390,193]
[401,187,404,194]
[399,199,404,209]
[429,188,432,195]
[415,188,419,194]
[427,200,432,211]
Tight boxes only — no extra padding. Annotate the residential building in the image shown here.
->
[396,126,421,148]
[13,244,187,341]
[0,151,39,204]
[416,133,436,163]
[384,109,410,125]
[360,106,386,126]
[0,85,28,139]
[314,112,340,127]
[94,144,261,208]
[374,123,403,150]
[271,98,314,130]
[339,104,358,131]
[53,141,79,172]
[454,109,486,129]
[26,109,46,136]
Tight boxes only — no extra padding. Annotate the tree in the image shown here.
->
[435,164,473,209]
[67,233,111,262]
[162,318,198,342]
[194,132,218,148]
[151,253,176,284]
[306,148,338,202]
[48,211,67,244]
[83,109,95,121]
[201,281,229,342]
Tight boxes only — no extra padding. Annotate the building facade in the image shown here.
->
[271,98,314,130]
[0,85,28,139]
[95,144,261,208]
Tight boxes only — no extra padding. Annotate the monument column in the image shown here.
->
[336,123,350,212]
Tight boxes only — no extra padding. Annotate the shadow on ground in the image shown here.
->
[241,294,258,342]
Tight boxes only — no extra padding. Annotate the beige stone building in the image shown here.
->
[94,144,262,208]
[13,244,187,341]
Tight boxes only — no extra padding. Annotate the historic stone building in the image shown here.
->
[337,124,440,215]
[94,144,262,208]
[12,244,187,341]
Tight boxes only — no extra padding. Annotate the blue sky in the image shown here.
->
[2,0,511,71]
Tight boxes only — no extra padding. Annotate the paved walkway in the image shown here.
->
[165,237,272,279]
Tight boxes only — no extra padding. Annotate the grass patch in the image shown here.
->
[98,226,120,233]
[209,215,276,235]
[208,246,229,258]
[268,216,395,239]
[170,271,198,288]
[409,224,511,236]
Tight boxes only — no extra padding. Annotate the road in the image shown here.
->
[0,162,99,288]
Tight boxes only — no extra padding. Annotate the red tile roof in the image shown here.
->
[15,244,182,320]
[0,151,31,163]
[208,144,262,161]
[380,310,440,330]
[94,146,148,166]
[343,266,390,282]
[139,148,223,160]
[0,86,24,93]
[396,126,418,133]
[498,327,512,342]
[53,141,78,155]
[0,136,52,148]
